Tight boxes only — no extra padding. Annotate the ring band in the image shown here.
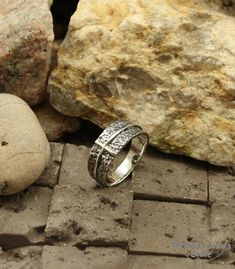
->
[88,120,149,187]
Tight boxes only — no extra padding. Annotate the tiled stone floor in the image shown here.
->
[0,142,235,268]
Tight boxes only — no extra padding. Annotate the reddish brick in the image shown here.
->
[132,148,208,203]
[0,186,52,249]
[36,143,64,187]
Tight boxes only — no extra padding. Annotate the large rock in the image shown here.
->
[0,0,54,106]
[49,0,235,166]
[0,94,50,195]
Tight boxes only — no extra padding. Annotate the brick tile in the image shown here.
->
[59,144,95,189]
[210,203,235,246]
[127,255,235,269]
[45,181,133,248]
[207,203,235,265]
[129,200,210,256]
[42,246,127,269]
[0,186,52,249]
[208,165,235,204]
[48,143,133,247]
[36,143,64,187]
[132,148,208,203]
[0,246,42,269]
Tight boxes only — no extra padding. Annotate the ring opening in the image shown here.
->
[106,133,148,186]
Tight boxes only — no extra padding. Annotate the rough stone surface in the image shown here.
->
[208,0,235,16]
[49,40,62,74]
[0,0,54,105]
[0,186,52,249]
[210,204,235,244]
[42,246,127,269]
[48,0,53,6]
[0,94,50,195]
[49,0,235,167]
[208,203,235,265]
[129,200,211,256]
[132,147,208,203]
[45,181,133,248]
[59,144,93,188]
[36,143,64,187]
[208,165,235,204]
[34,101,80,141]
[0,246,42,269]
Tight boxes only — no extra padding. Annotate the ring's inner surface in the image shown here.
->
[106,133,147,186]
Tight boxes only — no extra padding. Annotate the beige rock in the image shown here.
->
[49,0,235,166]
[48,0,53,7]
[208,0,235,15]
[0,0,54,106]
[0,94,50,195]
[49,40,62,75]
[33,101,80,141]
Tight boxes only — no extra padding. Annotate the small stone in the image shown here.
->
[0,0,54,105]
[0,94,50,195]
[33,101,80,142]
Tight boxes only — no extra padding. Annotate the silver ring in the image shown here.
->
[88,120,149,187]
